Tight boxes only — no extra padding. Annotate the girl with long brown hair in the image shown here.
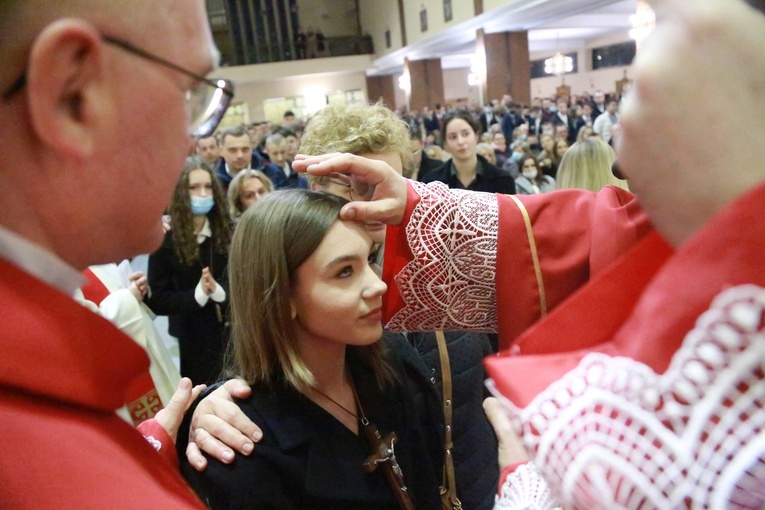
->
[146,156,233,385]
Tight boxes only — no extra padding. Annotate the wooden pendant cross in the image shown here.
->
[362,423,415,510]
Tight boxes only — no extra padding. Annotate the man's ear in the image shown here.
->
[26,19,109,160]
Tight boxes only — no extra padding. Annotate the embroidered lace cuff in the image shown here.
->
[495,463,561,510]
[387,181,499,332]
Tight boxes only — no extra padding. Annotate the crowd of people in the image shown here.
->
[2,0,765,508]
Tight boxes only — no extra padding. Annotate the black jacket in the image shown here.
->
[146,231,230,385]
[404,331,499,510]
[420,154,516,194]
[179,336,443,509]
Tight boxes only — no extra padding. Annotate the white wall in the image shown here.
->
[359,0,404,58]
[443,68,481,105]
[529,30,635,98]
[401,0,475,47]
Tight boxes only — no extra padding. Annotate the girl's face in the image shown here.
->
[291,220,387,350]
[556,140,569,157]
[541,135,555,153]
[188,169,213,198]
[444,118,478,162]
[240,177,269,211]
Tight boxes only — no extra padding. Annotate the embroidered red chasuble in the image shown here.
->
[0,260,202,508]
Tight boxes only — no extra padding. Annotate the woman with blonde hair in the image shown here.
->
[179,190,442,509]
[555,137,629,192]
[226,169,274,221]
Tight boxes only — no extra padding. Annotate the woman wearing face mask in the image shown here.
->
[514,154,555,195]
[421,110,516,194]
[146,156,233,385]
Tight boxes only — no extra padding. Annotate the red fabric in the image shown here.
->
[495,187,651,350]
[486,181,765,409]
[137,418,180,470]
[486,232,673,406]
[0,260,203,508]
[381,184,653,351]
[80,267,111,305]
[80,266,163,425]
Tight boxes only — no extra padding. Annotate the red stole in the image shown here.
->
[81,268,161,425]
[486,181,765,408]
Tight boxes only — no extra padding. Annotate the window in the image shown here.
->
[592,41,636,70]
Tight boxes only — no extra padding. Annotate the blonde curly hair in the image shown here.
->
[299,102,413,184]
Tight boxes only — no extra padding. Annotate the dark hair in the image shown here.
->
[168,156,233,266]
[442,110,480,136]
[221,125,250,145]
[283,110,295,117]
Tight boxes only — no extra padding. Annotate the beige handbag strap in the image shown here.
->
[436,331,462,509]
[508,194,547,317]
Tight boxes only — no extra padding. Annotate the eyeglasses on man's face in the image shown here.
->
[2,34,234,138]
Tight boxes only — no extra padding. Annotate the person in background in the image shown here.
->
[551,100,577,144]
[491,131,511,168]
[551,137,570,175]
[196,135,221,167]
[421,110,516,194]
[502,141,530,178]
[576,125,594,143]
[555,138,629,192]
[226,169,274,222]
[262,132,307,189]
[476,142,498,166]
[281,128,300,164]
[214,125,264,192]
[409,126,443,181]
[424,144,450,162]
[147,157,233,386]
[593,99,621,145]
[514,154,555,195]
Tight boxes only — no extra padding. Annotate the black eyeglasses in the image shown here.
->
[2,34,234,138]
[328,175,355,201]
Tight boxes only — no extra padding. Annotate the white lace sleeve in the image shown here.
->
[386,181,499,332]
[494,463,561,510]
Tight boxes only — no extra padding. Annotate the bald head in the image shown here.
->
[0,0,219,268]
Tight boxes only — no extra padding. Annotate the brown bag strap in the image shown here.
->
[436,331,462,509]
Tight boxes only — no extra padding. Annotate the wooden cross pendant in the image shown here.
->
[362,423,415,510]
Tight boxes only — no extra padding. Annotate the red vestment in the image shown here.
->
[0,259,202,508]
[382,180,765,508]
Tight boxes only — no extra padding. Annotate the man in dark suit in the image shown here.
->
[479,105,502,134]
[409,127,443,181]
[213,125,265,192]
[551,100,578,144]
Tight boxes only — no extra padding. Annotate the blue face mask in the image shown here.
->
[190,195,214,215]
[511,152,524,162]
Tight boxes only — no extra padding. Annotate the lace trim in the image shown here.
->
[143,435,162,452]
[492,285,765,509]
[387,181,499,332]
[494,463,562,510]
